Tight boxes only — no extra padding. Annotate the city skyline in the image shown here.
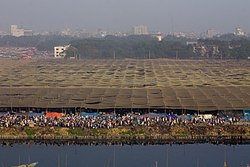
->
[1,24,249,39]
[0,0,250,33]
[2,23,248,36]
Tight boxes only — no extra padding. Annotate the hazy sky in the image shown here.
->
[0,0,250,33]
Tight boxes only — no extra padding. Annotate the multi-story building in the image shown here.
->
[133,25,148,35]
[205,28,216,38]
[54,45,70,58]
[11,25,33,37]
[234,27,245,36]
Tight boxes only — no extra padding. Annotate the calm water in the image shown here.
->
[0,143,249,167]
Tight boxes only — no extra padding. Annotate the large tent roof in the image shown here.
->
[0,87,249,111]
[0,58,250,111]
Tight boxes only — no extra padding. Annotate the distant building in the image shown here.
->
[234,27,245,36]
[60,28,71,36]
[133,25,148,35]
[205,28,216,38]
[10,25,33,37]
[0,30,7,36]
[54,45,70,58]
[156,34,162,41]
[169,31,199,39]
[170,32,186,38]
[151,32,164,41]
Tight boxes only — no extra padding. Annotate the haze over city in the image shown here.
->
[0,0,250,33]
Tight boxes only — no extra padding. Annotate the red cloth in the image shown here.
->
[45,112,62,118]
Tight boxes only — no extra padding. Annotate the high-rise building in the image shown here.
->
[133,25,148,35]
[10,25,33,37]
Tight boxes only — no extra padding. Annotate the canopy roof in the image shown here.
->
[0,87,249,111]
[0,58,250,111]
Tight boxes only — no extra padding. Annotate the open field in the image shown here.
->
[0,58,250,111]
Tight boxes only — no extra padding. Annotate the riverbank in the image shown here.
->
[1,125,250,144]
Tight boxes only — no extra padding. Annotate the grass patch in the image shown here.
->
[176,131,190,136]
[91,129,107,136]
[25,128,36,136]
[68,128,83,136]
[121,130,145,135]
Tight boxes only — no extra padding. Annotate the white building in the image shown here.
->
[54,45,70,58]
[133,25,148,35]
[11,25,33,37]
[152,32,164,41]
[234,27,245,36]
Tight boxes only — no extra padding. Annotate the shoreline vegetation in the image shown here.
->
[1,125,250,144]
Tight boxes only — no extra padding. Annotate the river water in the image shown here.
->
[0,143,249,167]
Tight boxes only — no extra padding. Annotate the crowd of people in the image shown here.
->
[0,111,238,129]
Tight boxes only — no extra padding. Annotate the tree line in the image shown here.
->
[1,34,250,59]
[0,35,76,51]
[71,35,250,60]
[70,35,194,59]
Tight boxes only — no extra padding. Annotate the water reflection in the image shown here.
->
[0,143,249,167]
